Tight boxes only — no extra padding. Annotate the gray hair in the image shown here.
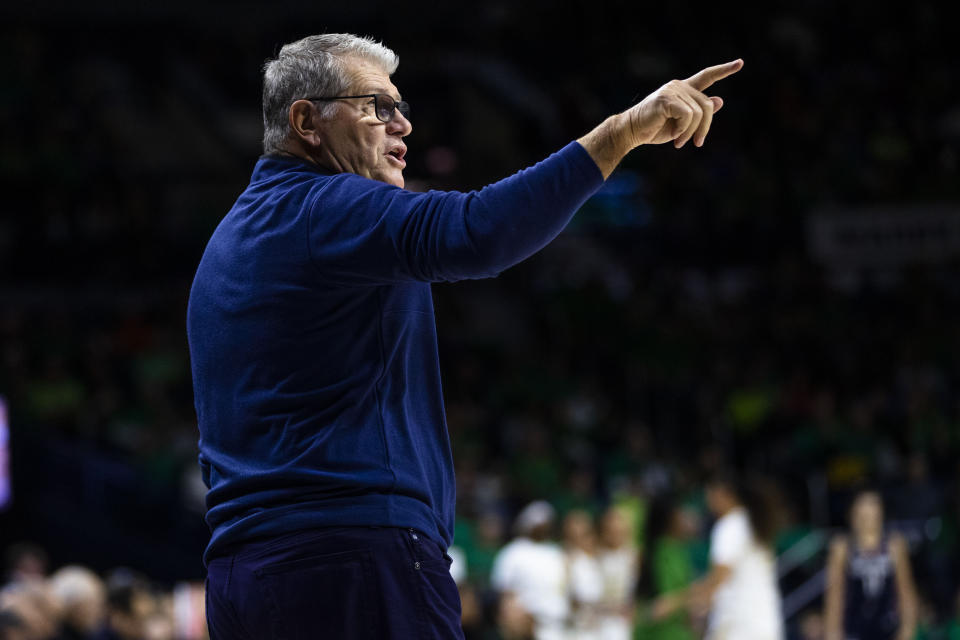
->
[261,33,399,154]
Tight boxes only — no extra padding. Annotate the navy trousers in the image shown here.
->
[205,526,464,639]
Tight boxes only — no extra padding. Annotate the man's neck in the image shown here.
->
[274,143,314,163]
[275,142,350,177]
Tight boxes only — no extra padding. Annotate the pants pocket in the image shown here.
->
[400,529,464,640]
[416,559,464,639]
[253,548,378,640]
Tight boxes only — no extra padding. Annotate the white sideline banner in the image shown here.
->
[807,205,960,267]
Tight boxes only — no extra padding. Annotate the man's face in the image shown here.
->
[316,57,411,187]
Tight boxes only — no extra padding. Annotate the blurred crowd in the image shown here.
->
[2,1,960,638]
[0,544,206,640]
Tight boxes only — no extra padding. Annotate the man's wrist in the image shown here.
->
[611,110,641,151]
[577,112,636,180]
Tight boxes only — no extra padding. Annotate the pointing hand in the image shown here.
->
[626,59,743,148]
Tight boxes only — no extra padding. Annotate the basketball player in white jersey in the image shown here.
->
[689,473,784,640]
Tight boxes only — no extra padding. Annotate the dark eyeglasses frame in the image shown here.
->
[304,93,410,124]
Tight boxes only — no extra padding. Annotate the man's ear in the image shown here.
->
[288,99,323,147]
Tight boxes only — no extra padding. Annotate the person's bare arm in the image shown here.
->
[686,564,733,617]
[649,588,690,620]
[497,591,534,639]
[890,533,918,640]
[577,59,743,179]
[824,536,848,640]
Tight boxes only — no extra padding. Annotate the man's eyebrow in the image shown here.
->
[370,87,401,101]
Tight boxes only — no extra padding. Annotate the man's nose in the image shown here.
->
[387,110,412,137]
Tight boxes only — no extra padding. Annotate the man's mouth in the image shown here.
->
[386,146,407,168]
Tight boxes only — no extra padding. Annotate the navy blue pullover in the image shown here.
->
[187,142,603,562]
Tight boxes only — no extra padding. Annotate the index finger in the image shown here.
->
[684,59,744,92]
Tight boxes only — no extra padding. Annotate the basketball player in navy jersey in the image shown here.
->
[824,490,918,640]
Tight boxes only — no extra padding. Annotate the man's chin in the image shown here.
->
[374,170,404,189]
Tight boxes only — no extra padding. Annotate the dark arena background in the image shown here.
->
[1,1,959,639]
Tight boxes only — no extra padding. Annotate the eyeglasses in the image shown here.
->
[305,93,410,124]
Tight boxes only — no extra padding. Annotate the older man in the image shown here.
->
[188,33,741,638]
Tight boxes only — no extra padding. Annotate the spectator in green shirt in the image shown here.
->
[635,495,699,640]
